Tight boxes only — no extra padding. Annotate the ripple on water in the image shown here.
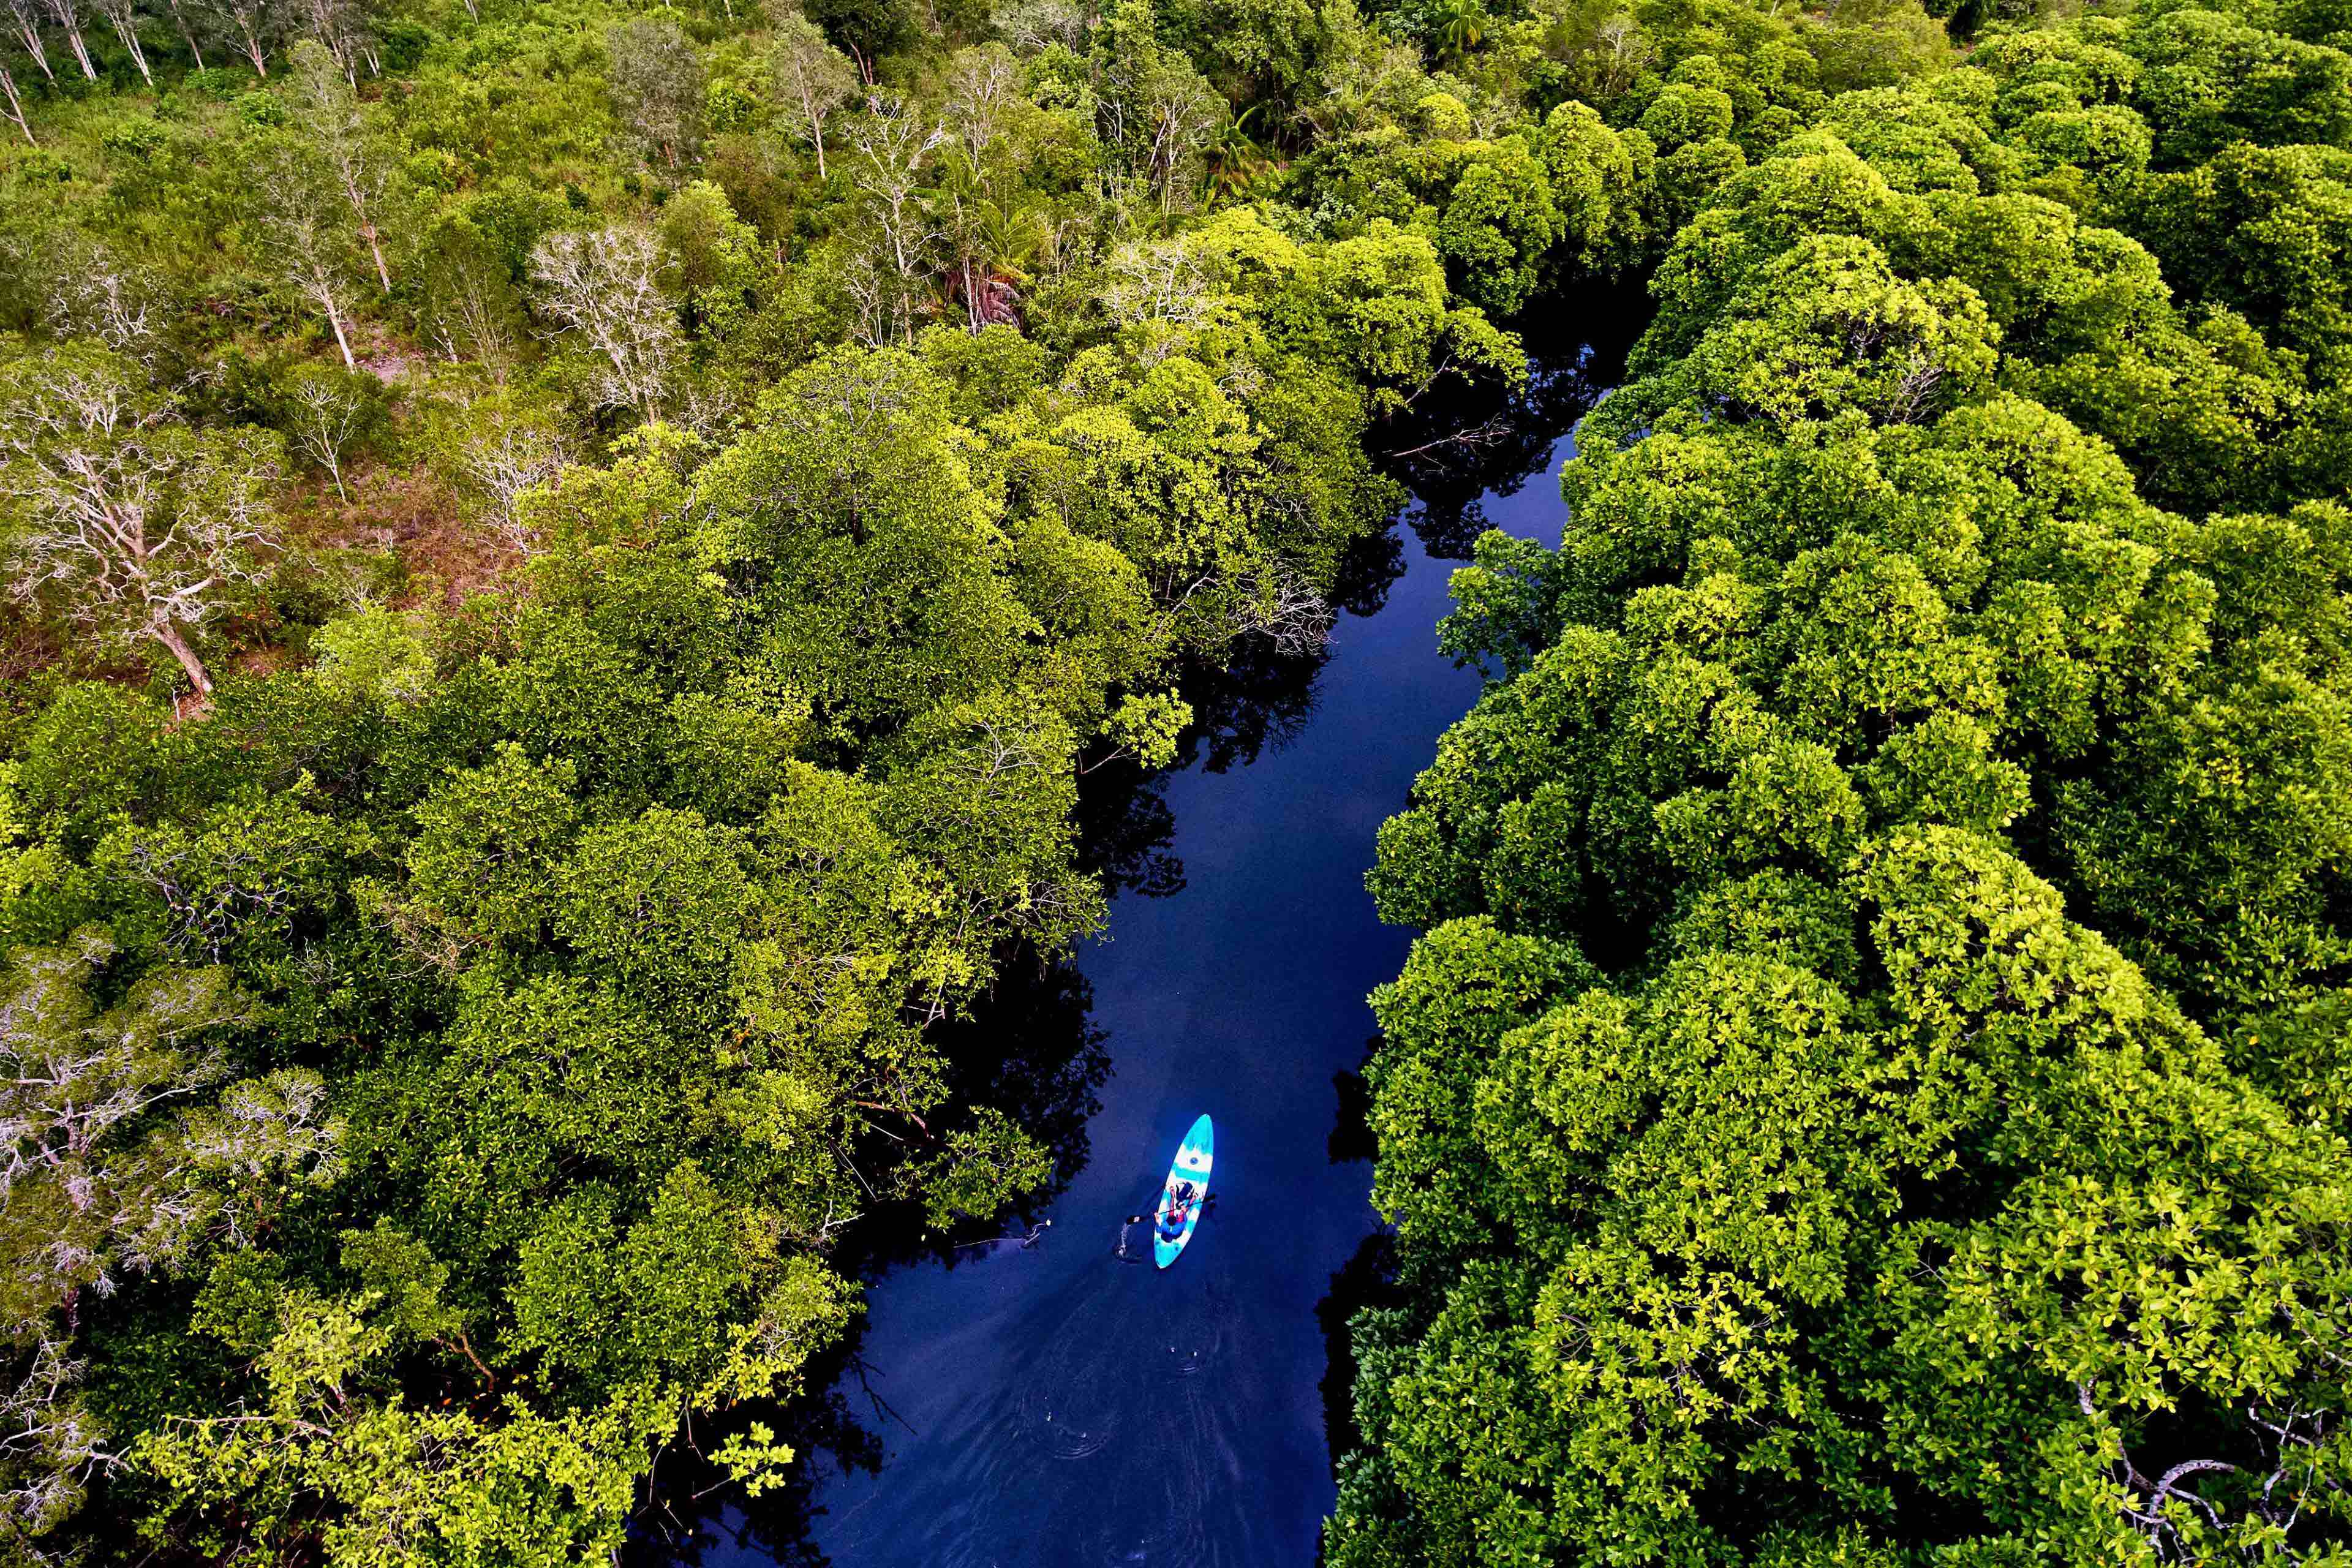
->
[875,1248,1246,1566]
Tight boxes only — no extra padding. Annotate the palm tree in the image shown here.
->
[1202,105,1272,205]
[1434,0,1487,61]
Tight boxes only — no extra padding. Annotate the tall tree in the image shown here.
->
[89,0,148,83]
[287,40,393,292]
[0,929,340,1561]
[193,0,274,74]
[296,0,371,78]
[39,0,91,78]
[767,6,855,178]
[4,0,51,80]
[254,139,363,366]
[843,96,941,345]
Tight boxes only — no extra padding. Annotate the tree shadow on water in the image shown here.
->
[625,1359,884,1568]
[1379,285,1653,561]
[1316,1231,1404,1481]
[628,951,1111,1566]
[833,949,1115,1279]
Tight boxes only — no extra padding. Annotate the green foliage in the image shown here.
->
[0,0,1536,1542]
[1341,0,2352,1558]
[16,0,2352,1553]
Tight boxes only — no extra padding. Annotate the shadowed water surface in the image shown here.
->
[675,318,1638,1567]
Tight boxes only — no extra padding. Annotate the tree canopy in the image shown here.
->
[3,0,2349,1553]
[1336,0,2352,1560]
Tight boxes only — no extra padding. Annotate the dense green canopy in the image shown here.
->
[1336,0,2352,1561]
[4,0,2350,1552]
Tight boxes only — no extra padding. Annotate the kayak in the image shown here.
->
[1152,1114,1214,1269]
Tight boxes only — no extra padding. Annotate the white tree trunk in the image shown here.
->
[50,0,94,78]
[102,3,151,84]
[320,292,354,366]
[9,2,51,79]
[0,61,31,144]
[153,620,213,696]
[167,0,201,66]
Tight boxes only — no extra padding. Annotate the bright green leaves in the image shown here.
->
[137,1329,674,1568]
[2125,4,2352,162]
[358,972,706,1268]
[1366,916,1597,1254]
[555,807,752,1030]
[1656,736,1866,879]
[697,349,1036,729]
[1623,235,2000,431]
[1437,141,1567,317]
[1769,536,2004,737]
[1369,627,1632,936]
[1100,691,1194,772]
[1357,811,2352,1562]
[916,1106,1057,1227]
[1349,5,2352,1558]
[1286,220,1528,409]
[1858,710,2033,831]
[509,1163,754,1396]
[398,742,581,951]
[339,1225,469,1353]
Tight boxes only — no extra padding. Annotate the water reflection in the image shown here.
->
[1383,284,1649,562]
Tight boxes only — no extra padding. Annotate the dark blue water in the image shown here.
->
[669,339,1630,1568]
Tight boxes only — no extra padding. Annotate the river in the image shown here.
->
[665,327,1632,1568]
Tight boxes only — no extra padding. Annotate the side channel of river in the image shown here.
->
[680,324,1636,1568]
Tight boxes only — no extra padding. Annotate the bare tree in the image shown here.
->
[83,0,148,81]
[41,0,92,78]
[845,96,942,344]
[605,16,703,168]
[1100,232,1218,330]
[767,8,854,179]
[5,0,51,80]
[0,56,30,145]
[255,141,361,367]
[0,346,282,696]
[192,0,273,74]
[42,235,162,358]
[0,1333,116,1549]
[287,40,391,292]
[1229,560,1334,656]
[282,364,368,500]
[529,225,678,420]
[993,0,1085,53]
[296,0,370,78]
[461,418,570,552]
[941,42,1019,168]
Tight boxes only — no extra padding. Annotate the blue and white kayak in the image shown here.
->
[1152,1114,1214,1268]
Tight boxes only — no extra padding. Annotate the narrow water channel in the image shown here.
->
[687,330,1632,1568]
